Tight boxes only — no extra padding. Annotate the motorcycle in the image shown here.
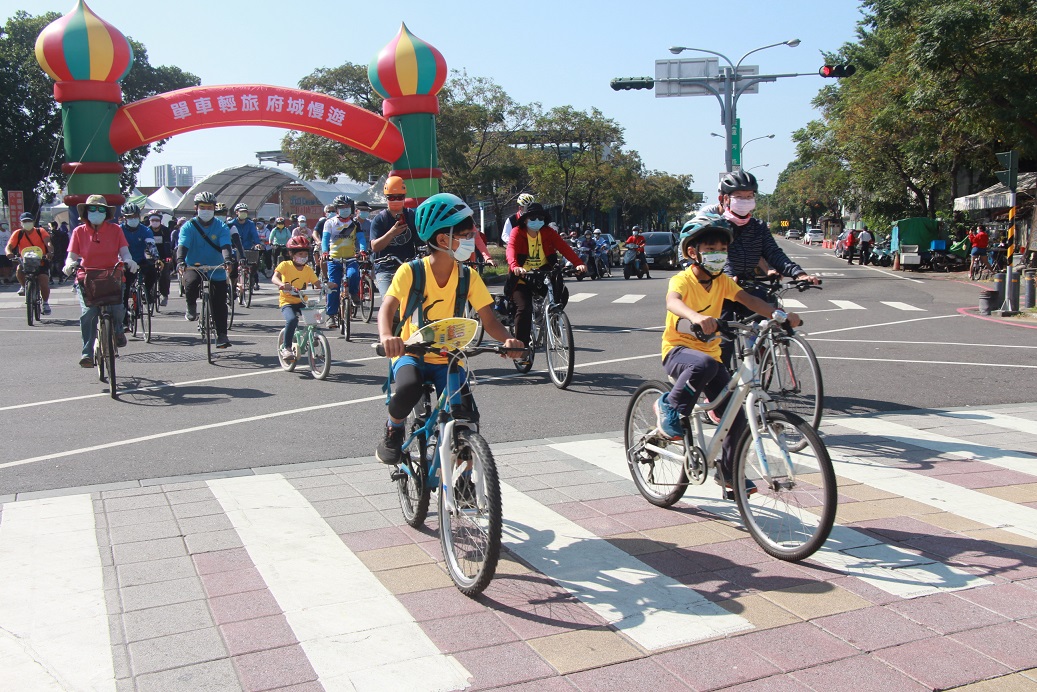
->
[576,246,599,281]
[623,247,647,279]
[593,245,611,278]
[868,241,894,267]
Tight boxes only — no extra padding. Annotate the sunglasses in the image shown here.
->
[525,215,545,222]
[86,205,107,213]
[386,194,405,201]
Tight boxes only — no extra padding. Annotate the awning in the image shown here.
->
[954,172,1035,211]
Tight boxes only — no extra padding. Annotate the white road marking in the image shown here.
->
[0,495,115,691]
[808,314,960,335]
[810,339,1037,350]
[566,293,596,302]
[830,300,865,310]
[781,299,807,309]
[881,302,926,311]
[831,416,1037,477]
[208,475,469,691]
[812,356,1037,370]
[551,439,987,598]
[612,294,645,304]
[501,482,753,648]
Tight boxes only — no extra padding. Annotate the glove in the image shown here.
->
[125,259,139,274]
[63,259,79,277]
[176,262,186,274]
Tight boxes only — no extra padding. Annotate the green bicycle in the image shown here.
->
[277,287,332,380]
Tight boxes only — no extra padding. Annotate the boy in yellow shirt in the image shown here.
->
[376,193,523,465]
[272,236,321,363]
[657,213,802,497]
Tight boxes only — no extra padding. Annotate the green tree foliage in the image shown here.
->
[0,12,198,208]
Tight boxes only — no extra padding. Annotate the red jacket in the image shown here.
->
[507,226,583,270]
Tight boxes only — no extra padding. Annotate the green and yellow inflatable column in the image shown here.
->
[368,24,448,205]
[34,0,133,212]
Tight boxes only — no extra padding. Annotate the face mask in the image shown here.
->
[238,212,248,220]
[276,223,285,229]
[358,211,369,220]
[699,251,728,275]
[21,221,34,230]
[197,209,215,222]
[338,209,352,218]
[728,197,756,216]
[293,253,309,265]
[452,236,476,261]
[298,222,307,229]
[87,211,107,226]
[527,220,545,232]
[126,219,140,228]
[149,219,161,227]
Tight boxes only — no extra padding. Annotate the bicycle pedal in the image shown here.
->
[389,468,408,481]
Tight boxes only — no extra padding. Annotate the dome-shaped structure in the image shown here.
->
[368,23,447,99]
[35,0,134,83]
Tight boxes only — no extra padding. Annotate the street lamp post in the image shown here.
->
[740,134,775,166]
[669,40,799,172]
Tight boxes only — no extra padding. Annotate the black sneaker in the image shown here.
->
[216,334,232,349]
[376,423,405,465]
[116,333,128,348]
[185,309,198,321]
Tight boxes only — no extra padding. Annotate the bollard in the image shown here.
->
[1009,272,1021,309]
[977,290,996,315]
[993,272,1006,305]
[1024,270,1036,309]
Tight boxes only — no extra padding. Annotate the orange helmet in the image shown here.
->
[384,176,407,196]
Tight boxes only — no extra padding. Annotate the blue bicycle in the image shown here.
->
[375,318,522,596]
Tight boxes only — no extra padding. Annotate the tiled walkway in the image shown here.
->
[2,404,1037,691]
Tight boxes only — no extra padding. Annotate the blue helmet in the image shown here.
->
[414,193,473,242]
[679,213,733,259]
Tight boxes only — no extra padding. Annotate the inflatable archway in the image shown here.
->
[34,0,445,208]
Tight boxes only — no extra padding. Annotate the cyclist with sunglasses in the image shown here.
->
[369,176,419,296]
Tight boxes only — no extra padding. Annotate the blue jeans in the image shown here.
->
[281,305,302,350]
[375,270,393,299]
[77,288,126,359]
[326,258,359,317]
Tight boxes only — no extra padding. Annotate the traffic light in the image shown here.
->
[819,65,856,78]
[610,77,655,91]
[995,150,1019,191]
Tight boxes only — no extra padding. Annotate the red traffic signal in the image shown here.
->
[819,64,856,78]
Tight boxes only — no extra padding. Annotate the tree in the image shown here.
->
[0,12,198,209]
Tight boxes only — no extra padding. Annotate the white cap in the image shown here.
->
[297,215,307,222]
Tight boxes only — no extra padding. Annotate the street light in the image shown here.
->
[667,40,799,171]
[740,134,775,165]
[747,164,769,172]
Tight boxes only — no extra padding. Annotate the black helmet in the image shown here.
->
[19,212,34,222]
[120,203,141,217]
[332,195,351,206]
[719,170,759,195]
[194,191,217,205]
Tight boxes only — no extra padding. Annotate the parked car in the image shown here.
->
[642,232,678,269]
[785,228,803,240]
[834,230,851,258]
[804,228,824,245]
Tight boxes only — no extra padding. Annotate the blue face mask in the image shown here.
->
[338,209,352,218]
[527,220,545,232]
[358,211,370,220]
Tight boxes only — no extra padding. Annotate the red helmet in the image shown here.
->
[286,236,310,251]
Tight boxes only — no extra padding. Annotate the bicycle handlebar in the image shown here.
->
[372,342,530,359]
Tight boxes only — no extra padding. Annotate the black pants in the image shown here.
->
[184,270,229,336]
[123,264,158,311]
[858,242,872,266]
[505,270,567,346]
[51,252,67,281]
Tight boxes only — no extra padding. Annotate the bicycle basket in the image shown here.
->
[82,266,125,307]
[21,255,42,274]
[244,249,262,265]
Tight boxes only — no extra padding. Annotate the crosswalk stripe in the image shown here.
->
[207,475,470,691]
[831,416,1037,480]
[612,294,645,304]
[881,301,926,311]
[567,293,596,303]
[550,439,988,598]
[936,409,1037,437]
[830,300,865,310]
[0,495,115,691]
[500,482,753,648]
[781,298,807,309]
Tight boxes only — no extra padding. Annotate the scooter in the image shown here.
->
[576,246,599,281]
[623,247,647,279]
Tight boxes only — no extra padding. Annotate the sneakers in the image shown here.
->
[715,472,757,501]
[42,303,51,315]
[654,394,683,440]
[79,355,94,368]
[216,334,232,349]
[17,287,25,296]
[159,296,168,307]
[279,347,296,363]
[185,309,198,321]
[116,333,127,348]
[326,316,340,329]
[376,423,405,465]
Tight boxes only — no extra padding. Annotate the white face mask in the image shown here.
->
[452,236,476,261]
[699,251,728,275]
[150,219,161,227]
[126,219,140,228]
[526,220,545,232]
[728,197,756,216]
[21,221,34,230]
[238,212,248,220]
[197,209,215,222]
[87,211,107,226]
[293,253,309,265]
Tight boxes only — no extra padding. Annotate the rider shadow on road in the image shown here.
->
[114,377,275,407]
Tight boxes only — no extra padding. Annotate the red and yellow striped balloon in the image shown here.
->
[35,0,134,83]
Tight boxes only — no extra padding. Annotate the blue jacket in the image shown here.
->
[121,222,155,262]
[227,218,260,250]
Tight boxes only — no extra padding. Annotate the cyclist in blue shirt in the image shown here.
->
[120,203,158,331]
[177,192,234,348]
[228,203,262,291]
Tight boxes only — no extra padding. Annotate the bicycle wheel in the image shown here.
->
[759,334,824,436]
[227,282,236,330]
[624,380,688,507]
[25,281,37,326]
[276,328,298,372]
[130,291,140,338]
[104,316,117,399]
[439,429,501,597]
[95,319,106,383]
[245,278,253,308]
[308,331,331,380]
[734,410,835,561]
[360,275,375,322]
[202,297,213,364]
[142,291,152,344]
[399,410,433,528]
[544,310,574,389]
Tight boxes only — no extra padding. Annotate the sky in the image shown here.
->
[17,0,868,197]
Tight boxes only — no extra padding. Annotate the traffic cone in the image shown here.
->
[893,252,901,271]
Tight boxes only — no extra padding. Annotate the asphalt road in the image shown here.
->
[2,237,1035,496]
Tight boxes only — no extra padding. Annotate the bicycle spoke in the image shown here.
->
[624,381,687,506]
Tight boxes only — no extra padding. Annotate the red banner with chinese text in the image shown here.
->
[110,85,404,162]
[8,191,24,230]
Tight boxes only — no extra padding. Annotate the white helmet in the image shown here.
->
[516,193,535,207]
[593,228,601,235]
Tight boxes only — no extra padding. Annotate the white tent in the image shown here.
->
[146,186,183,211]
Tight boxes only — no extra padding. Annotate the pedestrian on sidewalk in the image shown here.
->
[857,226,873,266]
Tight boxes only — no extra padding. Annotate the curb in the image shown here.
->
[957,305,1037,329]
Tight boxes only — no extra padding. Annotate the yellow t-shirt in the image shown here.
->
[275,260,320,307]
[522,231,546,270]
[387,257,493,364]
[661,270,742,362]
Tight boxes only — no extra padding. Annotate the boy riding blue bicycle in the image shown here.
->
[375,193,523,465]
